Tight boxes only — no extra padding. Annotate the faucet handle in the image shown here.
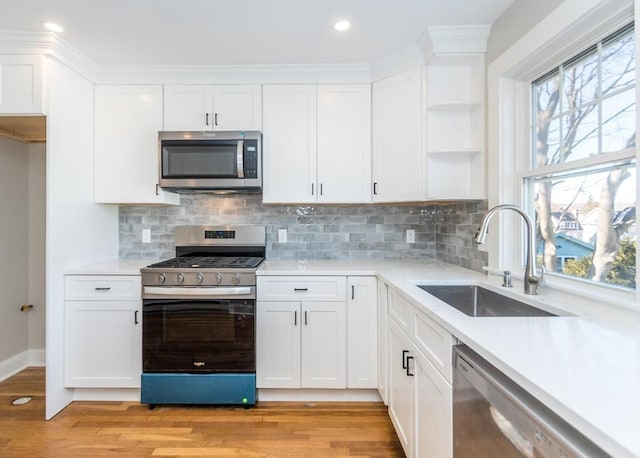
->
[537,264,546,286]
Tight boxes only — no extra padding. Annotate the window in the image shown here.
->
[525,23,636,290]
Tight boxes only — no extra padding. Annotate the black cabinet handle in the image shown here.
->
[206,113,209,126]
[155,184,160,196]
[94,287,111,291]
[351,285,355,299]
[311,183,315,195]
[406,356,414,376]
[294,288,308,292]
[304,311,308,326]
[134,310,139,325]
[294,310,297,326]
[402,350,410,369]
[320,183,323,195]
[373,182,378,195]
[214,113,218,126]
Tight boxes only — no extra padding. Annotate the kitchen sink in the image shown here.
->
[417,284,556,317]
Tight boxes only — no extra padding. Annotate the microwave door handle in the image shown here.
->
[237,139,245,179]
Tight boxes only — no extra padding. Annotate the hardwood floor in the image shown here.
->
[0,368,403,457]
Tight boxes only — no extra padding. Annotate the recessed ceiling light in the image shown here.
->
[334,20,350,32]
[42,21,64,33]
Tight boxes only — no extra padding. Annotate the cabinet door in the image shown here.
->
[301,301,346,389]
[414,350,453,458]
[212,85,261,131]
[256,301,301,388]
[0,55,44,114]
[64,301,141,388]
[262,85,317,203]
[372,67,426,202]
[377,280,389,404]
[94,85,179,205]
[388,321,413,456]
[347,276,377,388]
[317,84,371,203]
[163,85,213,131]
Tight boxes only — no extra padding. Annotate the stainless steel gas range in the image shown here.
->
[140,225,265,407]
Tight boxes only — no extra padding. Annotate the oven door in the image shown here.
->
[142,297,255,374]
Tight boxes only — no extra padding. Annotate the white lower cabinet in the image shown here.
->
[256,300,346,388]
[347,276,378,389]
[387,290,453,458]
[257,275,378,391]
[257,276,347,389]
[64,275,142,388]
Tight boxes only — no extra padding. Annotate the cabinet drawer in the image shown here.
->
[388,288,412,333]
[257,276,346,301]
[65,275,141,301]
[413,309,454,383]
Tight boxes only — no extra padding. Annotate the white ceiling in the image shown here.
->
[0,0,513,66]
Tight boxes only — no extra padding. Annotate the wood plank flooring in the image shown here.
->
[0,368,404,457]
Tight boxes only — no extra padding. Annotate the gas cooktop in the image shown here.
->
[147,256,264,270]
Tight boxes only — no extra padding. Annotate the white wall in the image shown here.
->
[45,57,119,419]
[0,136,29,377]
[28,142,46,355]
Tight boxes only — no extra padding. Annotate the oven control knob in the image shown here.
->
[231,273,241,285]
[214,273,223,285]
[196,273,204,284]
[157,274,166,285]
[176,273,184,284]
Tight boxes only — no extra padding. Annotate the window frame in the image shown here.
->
[486,0,638,311]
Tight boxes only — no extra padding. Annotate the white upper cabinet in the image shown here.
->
[163,84,261,131]
[262,84,317,203]
[0,55,44,114]
[317,85,371,203]
[262,83,371,204]
[94,85,179,205]
[426,54,485,200]
[372,67,426,202]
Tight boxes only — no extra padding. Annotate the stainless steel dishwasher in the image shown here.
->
[453,345,610,458]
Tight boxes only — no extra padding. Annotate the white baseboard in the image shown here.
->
[73,388,141,402]
[0,348,46,382]
[258,388,382,402]
[28,348,45,367]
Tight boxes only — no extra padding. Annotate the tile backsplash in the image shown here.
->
[119,194,488,271]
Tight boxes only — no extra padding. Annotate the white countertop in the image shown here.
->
[259,259,640,458]
[64,258,157,275]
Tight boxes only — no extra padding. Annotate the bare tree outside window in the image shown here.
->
[530,24,636,289]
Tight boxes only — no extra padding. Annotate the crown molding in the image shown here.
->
[370,44,425,81]
[420,25,492,60]
[0,31,98,80]
[93,62,373,84]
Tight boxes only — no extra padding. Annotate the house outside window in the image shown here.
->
[524,23,636,290]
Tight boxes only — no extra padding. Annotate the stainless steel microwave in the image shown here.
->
[158,131,262,192]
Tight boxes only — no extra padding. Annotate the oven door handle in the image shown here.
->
[143,286,254,298]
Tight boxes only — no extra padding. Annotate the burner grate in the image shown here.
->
[148,256,263,269]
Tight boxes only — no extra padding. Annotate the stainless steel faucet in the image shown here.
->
[474,204,542,295]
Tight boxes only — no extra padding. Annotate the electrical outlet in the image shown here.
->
[278,228,287,243]
[142,228,151,243]
[406,229,416,244]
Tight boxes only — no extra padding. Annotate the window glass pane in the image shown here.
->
[562,53,598,110]
[601,87,636,153]
[533,163,636,289]
[561,103,599,161]
[602,32,635,92]
[534,117,561,166]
